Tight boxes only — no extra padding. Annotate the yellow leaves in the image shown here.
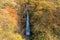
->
[20,0,27,4]
[36,5,43,10]
[7,32,23,40]
[29,0,57,17]
[56,0,60,7]
[25,0,28,3]
[0,0,5,8]
[1,0,18,7]
[38,1,57,10]
[15,33,23,40]
[0,30,23,40]
[30,0,57,12]
[34,9,43,16]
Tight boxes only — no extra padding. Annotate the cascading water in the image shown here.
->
[26,12,30,36]
[25,2,30,40]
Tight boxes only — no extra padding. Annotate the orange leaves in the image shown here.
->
[0,0,24,40]
[5,6,17,26]
[5,6,17,17]
[0,5,18,31]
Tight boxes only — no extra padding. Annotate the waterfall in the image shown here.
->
[26,11,30,36]
[25,3,30,40]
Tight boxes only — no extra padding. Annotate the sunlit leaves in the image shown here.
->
[29,0,60,40]
[0,0,23,40]
[0,30,23,40]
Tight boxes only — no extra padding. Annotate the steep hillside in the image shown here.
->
[29,0,60,40]
[0,0,60,40]
[0,0,23,40]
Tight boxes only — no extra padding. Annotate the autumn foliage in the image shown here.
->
[0,0,60,40]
